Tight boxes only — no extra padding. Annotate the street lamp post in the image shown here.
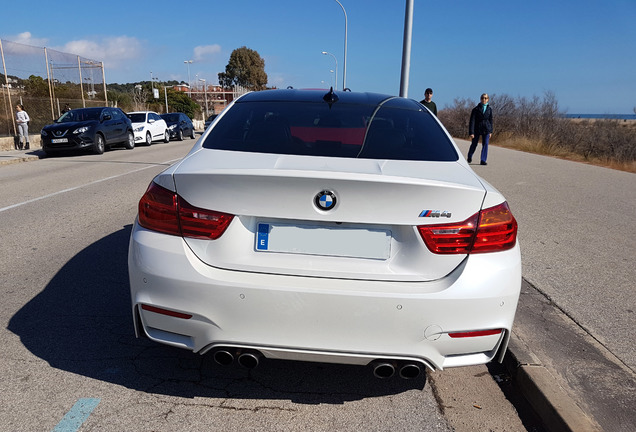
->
[184,60,193,96]
[334,0,348,90]
[321,51,338,90]
[399,0,414,97]
[199,78,209,118]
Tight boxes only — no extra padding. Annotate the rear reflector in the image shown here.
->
[141,304,192,319]
[138,182,234,240]
[448,329,503,338]
[418,202,517,254]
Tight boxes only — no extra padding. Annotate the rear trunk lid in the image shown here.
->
[171,149,487,282]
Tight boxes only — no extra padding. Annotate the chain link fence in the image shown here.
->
[1,39,106,138]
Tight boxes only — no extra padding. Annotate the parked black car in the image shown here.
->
[41,107,134,155]
[161,112,196,141]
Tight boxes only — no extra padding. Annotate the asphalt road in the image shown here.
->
[0,142,534,432]
[454,139,636,372]
[454,139,636,431]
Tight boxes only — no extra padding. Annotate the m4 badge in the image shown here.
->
[419,210,452,218]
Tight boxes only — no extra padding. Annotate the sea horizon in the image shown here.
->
[565,113,636,120]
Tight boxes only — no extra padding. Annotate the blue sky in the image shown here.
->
[3,0,635,114]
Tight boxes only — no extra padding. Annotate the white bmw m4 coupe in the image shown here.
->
[128,88,521,379]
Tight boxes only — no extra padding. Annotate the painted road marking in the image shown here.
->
[0,158,181,214]
[51,398,100,432]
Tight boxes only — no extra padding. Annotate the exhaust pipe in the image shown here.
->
[372,362,396,379]
[399,363,422,379]
[237,352,261,369]
[213,350,234,366]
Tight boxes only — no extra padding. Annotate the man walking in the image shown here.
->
[419,88,437,116]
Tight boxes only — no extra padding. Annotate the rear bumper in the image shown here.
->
[42,136,94,152]
[128,222,521,370]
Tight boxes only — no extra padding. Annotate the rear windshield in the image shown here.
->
[162,114,180,122]
[128,113,147,123]
[202,100,458,161]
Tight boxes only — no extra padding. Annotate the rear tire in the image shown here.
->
[163,130,170,143]
[94,134,105,154]
[190,128,196,139]
[124,131,135,149]
[145,132,152,146]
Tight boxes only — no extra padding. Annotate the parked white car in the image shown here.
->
[127,111,169,145]
[128,89,521,379]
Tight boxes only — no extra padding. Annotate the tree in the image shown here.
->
[166,89,200,119]
[131,86,150,111]
[218,46,267,90]
[24,75,49,97]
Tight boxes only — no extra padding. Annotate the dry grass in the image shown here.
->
[491,133,636,174]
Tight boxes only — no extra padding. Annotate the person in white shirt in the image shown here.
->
[15,104,30,150]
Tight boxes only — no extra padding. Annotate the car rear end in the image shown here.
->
[128,90,521,376]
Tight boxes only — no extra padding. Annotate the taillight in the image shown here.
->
[418,202,517,254]
[418,214,478,254]
[138,182,234,240]
[471,202,518,253]
[138,182,179,236]
[178,197,233,240]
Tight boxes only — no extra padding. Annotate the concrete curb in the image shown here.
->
[0,149,45,166]
[504,336,602,432]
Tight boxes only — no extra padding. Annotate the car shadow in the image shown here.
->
[8,226,425,404]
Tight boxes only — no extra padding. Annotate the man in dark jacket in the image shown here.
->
[419,88,437,116]
[467,93,493,165]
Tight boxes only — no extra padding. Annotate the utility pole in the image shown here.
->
[399,0,414,98]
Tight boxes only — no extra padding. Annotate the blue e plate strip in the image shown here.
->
[52,398,100,432]
[256,223,269,250]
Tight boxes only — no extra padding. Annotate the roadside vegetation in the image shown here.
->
[439,92,636,173]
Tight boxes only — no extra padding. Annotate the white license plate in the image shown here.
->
[51,138,68,143]
[255,223,391,260]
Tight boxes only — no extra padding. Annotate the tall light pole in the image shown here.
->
[184,60,192,96]
[321,51,338,90]
[199,78,209,118]
[334,0,348,90]
[399,0,414,97]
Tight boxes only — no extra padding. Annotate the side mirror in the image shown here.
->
[149,119,155,124]
[102,114,112,121]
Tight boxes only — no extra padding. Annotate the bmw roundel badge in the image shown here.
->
[315,190,337,211]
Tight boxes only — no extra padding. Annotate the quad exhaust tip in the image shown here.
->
[213,349,261,369]
[213,350,234,366]
[213,349,422,379]
[399,363,422,379]
[373,362,396,379]
[237,352,260,369]
[373,361,422,379]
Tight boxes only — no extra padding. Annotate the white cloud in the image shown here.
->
[6,31,48,47]
[59,36,144,67]
[193,44,222,62]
